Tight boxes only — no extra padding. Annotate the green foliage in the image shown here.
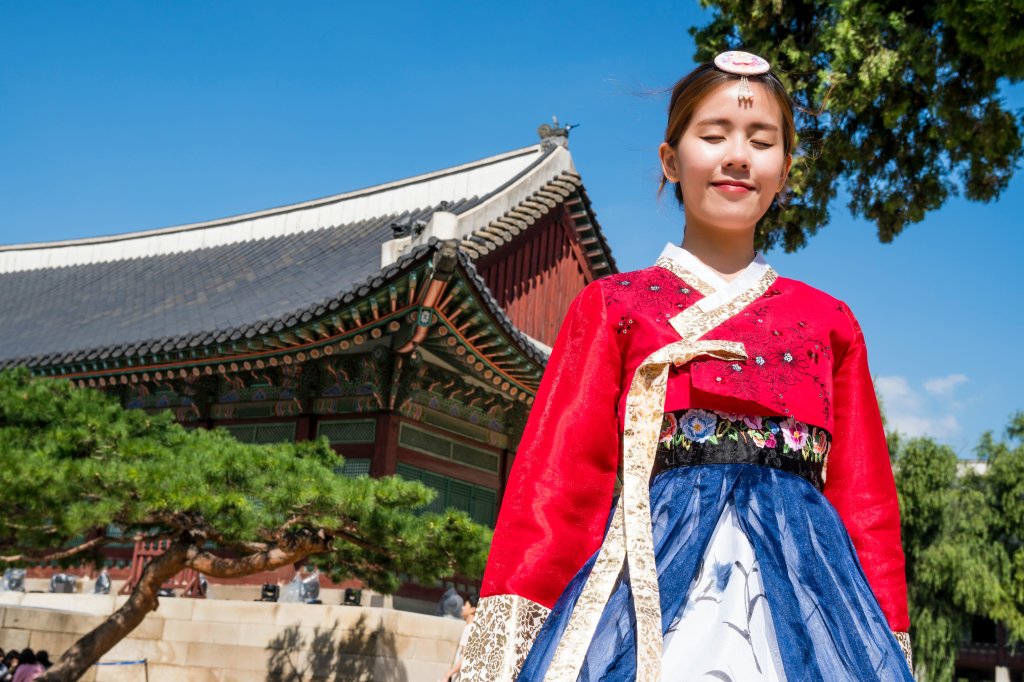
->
[692,0,1024,251]
[0,368,490,592]
[892,411,1024,680]
[979,413,1024,607]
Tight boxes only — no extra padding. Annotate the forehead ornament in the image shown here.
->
[714,51,771,105]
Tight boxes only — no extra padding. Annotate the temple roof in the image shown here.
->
[0,142,613,370]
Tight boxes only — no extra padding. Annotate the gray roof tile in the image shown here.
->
[0,203,460,364]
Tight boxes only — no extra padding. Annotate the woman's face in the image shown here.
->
[659,80,792,237]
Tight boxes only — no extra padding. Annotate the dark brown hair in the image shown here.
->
[658,63,796,205]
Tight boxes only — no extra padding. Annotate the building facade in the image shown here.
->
[0,128,616,602]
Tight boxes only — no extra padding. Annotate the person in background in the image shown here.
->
[1,650,20,682]
[11,649,42,682]
[434,586,464,619]
[442,595,478,682]
[33,653,50,670]
[94,567,111,595]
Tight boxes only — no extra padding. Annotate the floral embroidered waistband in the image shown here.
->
[654,409,831,490]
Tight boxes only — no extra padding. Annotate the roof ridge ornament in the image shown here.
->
[713,50,770,105]
[538,116,577,150]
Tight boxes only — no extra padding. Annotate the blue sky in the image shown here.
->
[1,2,1020,456]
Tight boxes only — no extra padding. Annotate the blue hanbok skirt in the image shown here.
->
[517,463,913,681]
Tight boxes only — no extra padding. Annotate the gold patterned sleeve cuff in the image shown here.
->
[459,594,551,681]
[894,631,912,672]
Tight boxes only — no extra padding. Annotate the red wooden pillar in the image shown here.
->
[371,413,400,477]
[497,448,511,505]
[295,413,316,442]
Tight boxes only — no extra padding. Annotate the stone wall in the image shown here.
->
[0,592,464,681]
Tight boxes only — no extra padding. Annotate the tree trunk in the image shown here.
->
[38,538,191,682]
[35,528,328,681]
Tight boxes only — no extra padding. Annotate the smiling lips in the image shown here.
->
[711,180,755,193]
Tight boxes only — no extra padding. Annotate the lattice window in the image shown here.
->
[335,458,372,478]
[395,463,498,527]
[471,488,497,527]
[318,419,377,444]
[224,422,296,444]
[448,480,474,514]
[420,470,449,515]
[399,424,451,459]
[398,424,499,474]
[452,442,499,472]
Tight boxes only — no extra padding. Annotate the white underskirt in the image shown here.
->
[662,502,787,681]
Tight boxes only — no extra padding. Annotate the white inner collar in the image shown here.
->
[659,242,773,312]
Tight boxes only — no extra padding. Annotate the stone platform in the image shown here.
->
[0,592,464,681]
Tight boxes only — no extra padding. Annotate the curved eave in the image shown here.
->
[453,151,617,277]
[419,249,549,395]
[16,240,548,401]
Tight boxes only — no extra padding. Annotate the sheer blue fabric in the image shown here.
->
[518,464,913,681]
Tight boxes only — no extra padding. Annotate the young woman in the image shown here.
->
[460,51,912,681]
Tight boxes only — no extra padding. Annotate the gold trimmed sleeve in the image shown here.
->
[459,594,551,681]
[894,631,912,672]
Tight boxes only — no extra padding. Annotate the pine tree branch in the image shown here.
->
[0,533,109,564]
[184,529,332,578]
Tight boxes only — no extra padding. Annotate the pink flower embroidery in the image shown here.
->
[764,433,777,448]
[780,418,809,451]
[742,415,763,430]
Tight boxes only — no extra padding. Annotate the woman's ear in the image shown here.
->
[659,142,679,183]
[778,152,793,192]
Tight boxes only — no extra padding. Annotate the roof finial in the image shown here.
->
[538,115,577,150]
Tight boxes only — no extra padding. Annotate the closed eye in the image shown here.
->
[751,140,774,149]
[701,136,725,143]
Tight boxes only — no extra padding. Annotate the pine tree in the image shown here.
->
[0,369,490,681]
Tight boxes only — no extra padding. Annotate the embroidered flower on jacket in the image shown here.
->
[812,428,829,456]
[780,418,810,450]
[742,415,763,430]
[655,411,831,491]
[660,413,678,445]
[681,409,717,443]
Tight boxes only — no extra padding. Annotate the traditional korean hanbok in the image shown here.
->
[460,244,913,681]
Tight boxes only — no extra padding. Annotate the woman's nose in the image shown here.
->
[723,141,750,170]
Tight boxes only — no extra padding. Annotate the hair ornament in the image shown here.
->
[713,51,770,105]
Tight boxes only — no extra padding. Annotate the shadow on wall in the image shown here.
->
[266,614,409,682]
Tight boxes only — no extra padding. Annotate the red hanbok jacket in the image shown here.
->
[464,246,909,679]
